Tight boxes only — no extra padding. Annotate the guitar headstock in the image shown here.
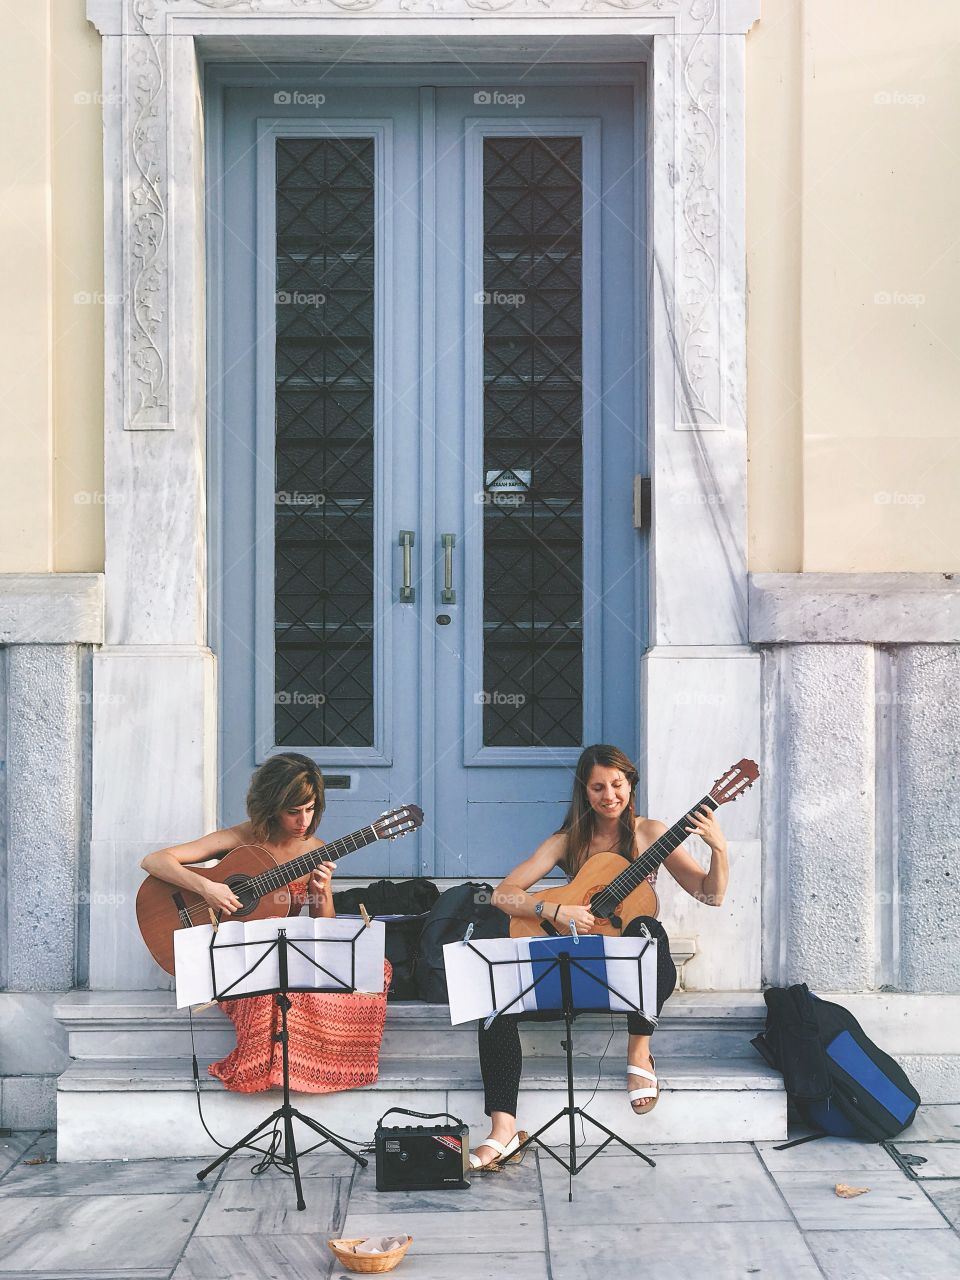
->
[373,805,425,841]
[709,759,760,806]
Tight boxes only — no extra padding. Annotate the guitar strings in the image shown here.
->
[177,824,384,925]
[591,796,719,917]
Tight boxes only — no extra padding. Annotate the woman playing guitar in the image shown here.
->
[470,743,729,1170]
[139,753,391,1093]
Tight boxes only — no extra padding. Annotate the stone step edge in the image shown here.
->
[57,1057,785,1093]
[53,994,768,1030]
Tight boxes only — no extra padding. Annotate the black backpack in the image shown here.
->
[332,878,440,1001]
[751,983,920,1143]
[412,882,510,1002]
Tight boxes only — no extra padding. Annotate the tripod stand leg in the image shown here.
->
[290,1107,368,1168]
[196,1107,285,1181]
[282,1107,307,1211]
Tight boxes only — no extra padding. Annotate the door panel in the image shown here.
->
[432,87,642,875]
[215,89,423,875]
[210,70,645,879]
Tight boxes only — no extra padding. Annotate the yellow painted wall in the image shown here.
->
[1,0,958,575]
[0,0,103,573]
[0,0,53,571]
[51,0,106,572]
[749,0,960,571]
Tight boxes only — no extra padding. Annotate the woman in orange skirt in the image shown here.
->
[140,753,391,1094]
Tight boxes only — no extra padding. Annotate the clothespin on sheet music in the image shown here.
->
[207,908,219,931]
[569,919,580,945]
[461,922,474,945]
[359,902,372,929]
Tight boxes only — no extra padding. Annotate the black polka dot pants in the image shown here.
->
[477,916,678,1118]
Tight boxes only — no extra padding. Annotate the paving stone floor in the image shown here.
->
[1,1106,959,1279]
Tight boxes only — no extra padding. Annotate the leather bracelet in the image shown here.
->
[553,902,561,922]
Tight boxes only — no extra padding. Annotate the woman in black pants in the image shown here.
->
[470,743,729,1171]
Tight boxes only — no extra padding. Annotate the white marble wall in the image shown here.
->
[642,646,762,990]
[89,648,217,990]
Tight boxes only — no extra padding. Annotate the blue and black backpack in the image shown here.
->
[751,982,920,1143]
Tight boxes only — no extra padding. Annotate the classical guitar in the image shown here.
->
[510,760,759,939]
[136,805,424,974]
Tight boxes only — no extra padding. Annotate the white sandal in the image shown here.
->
[627,1055,660,1115]
[467,1130,527,1171]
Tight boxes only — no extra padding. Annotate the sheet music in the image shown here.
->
[443,937,528,1025]
[174,917,386,1008]
[443,934,658,1026]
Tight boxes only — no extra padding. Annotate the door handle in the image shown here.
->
[441,533,456,605]
[398,530,415,603]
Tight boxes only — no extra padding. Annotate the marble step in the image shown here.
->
[56,1054,787,1161]
[54,991,767,1063]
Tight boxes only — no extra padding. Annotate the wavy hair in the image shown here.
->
[558,744,639,877]
[246,752,325,843]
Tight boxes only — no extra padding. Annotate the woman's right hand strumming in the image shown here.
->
[554,903,596,932]
[202,880,243,915]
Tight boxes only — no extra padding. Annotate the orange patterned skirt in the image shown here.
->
[209,960,392,1094]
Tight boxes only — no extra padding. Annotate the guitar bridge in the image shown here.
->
[609,914,623,930]
[171,892,192,930]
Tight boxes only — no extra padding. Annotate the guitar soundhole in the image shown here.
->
[224,875,260,917]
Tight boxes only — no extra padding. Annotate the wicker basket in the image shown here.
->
[327,1235,413,1274]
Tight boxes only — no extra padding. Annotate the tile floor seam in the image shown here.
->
[749,1141,831,1280]
[0,1131,46,1188]
[533,1148,555,1280]
[168,1147,227,1276]
[916,1173,960,1238]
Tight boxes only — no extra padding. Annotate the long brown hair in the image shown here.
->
[558,744,639,876]
[246,753,325,843]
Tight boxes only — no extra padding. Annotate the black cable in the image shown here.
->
[187,1005,369,1167]
[577,1014,616,1146]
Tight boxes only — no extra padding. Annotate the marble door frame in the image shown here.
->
[84,0,762,990]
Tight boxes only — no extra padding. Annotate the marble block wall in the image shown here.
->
[752,574,960,997]
[0,641,92,1126]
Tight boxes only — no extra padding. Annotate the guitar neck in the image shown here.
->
[607,794,719,900]
[245,825,378,898]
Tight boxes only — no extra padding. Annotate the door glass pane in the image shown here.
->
[481,136,583,747]
[274,137,375,747]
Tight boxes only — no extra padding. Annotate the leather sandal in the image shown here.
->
[627,1055,660,1115]
[468,1130,529,1171]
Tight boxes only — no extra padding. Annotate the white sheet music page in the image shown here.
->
[173,920,247,1008]
[173,917,386,1006]
[443,937,527,1025]
[316,917,386,993]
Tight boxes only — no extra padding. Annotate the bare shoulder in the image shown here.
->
[634,816,668,851]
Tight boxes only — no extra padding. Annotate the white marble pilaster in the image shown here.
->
[647,26,749,647]
[641,646,762,990]
[89,647,217,990]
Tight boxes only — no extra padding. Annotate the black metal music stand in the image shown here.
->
[467,933,657,1200]
[193,922,374,1210]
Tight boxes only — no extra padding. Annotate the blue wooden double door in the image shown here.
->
[211,68,646,879]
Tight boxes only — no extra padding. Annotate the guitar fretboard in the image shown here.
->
[244,825,378,899]
[592,794,719,916]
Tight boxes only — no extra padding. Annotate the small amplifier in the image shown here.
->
[374,1107,470,1192]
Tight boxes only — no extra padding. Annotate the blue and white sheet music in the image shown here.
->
[173,917,386,1008]
[443,933,657,1026]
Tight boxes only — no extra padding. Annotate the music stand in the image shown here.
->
[175,917,385,1210]
[445,931,657,1200]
